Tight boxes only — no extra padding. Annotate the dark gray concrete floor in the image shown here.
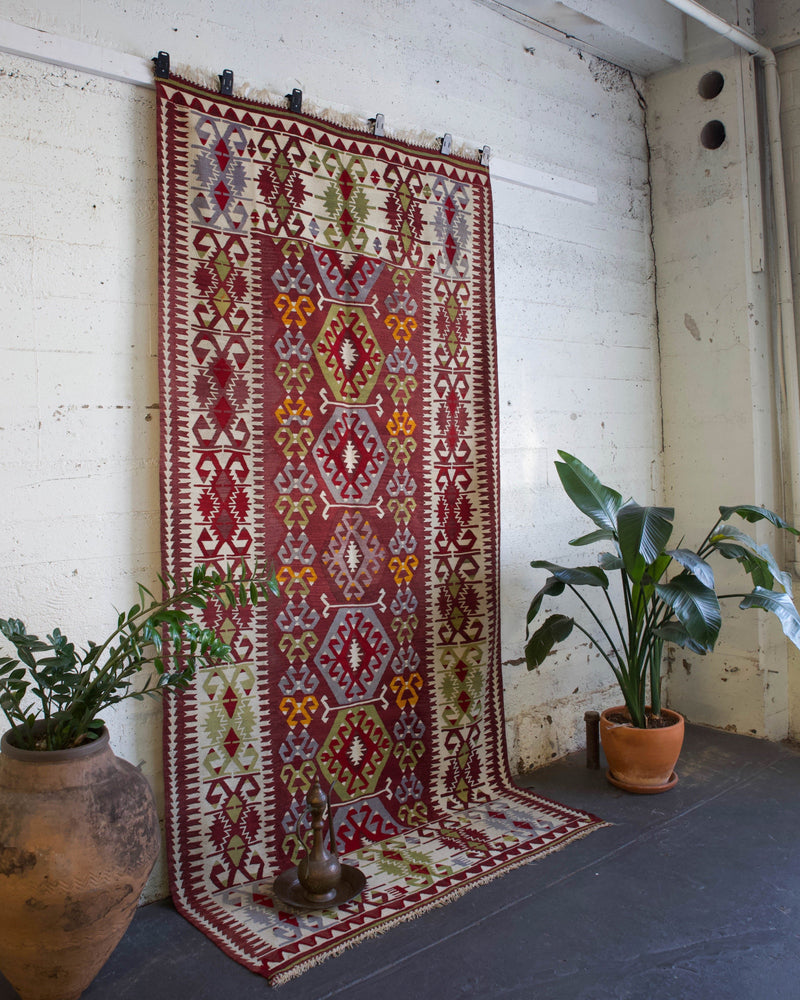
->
[2,723,799,999]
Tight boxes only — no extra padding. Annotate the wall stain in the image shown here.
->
[684,313,702,341]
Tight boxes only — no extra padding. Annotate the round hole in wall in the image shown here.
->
[698,70,724,99]
[700,120,726,149]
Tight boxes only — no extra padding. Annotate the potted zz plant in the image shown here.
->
[525,452,800,794]
[0,562,277,1000]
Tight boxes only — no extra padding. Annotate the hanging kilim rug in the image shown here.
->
[156,75,604,986]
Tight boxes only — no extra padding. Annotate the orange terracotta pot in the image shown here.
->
[599,706,684,794]
[0,727,160,1000]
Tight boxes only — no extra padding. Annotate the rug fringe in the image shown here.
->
[170,62,483,162]
[269,820,611,987]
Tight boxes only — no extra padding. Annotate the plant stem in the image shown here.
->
[568,585,627,672]
[568,620,624,681]
[697,518,722,558]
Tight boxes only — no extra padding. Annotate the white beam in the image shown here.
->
[491,157,598,204]
[0,19,154,88]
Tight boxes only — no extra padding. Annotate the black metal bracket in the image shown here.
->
[152,51,170,80]
[219,69,234,95]
[441,133,453,156]
[288,88,302,113]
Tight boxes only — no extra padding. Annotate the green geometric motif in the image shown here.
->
[318,704,391,800]
[313,304,384,404]
[356,842,454,888]
[440,644,485,730]
[318,152,371,251]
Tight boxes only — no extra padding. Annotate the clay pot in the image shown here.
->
[0,726,160,1000]
[599,706,684,794]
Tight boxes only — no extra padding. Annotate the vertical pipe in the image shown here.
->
[660,0,800,559]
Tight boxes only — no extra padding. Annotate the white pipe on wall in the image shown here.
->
[661,0,800,556]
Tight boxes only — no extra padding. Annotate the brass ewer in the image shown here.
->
[295,780,341,903]
[272,778,367,910]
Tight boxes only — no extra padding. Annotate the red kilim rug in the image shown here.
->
[157,75,604,985]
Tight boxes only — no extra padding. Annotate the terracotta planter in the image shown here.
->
[0,727,160,1000]
[599,706,684,794]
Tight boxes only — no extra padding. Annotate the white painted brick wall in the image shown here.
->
[0,0,658,900]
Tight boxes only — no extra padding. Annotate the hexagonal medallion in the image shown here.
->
[315,605,393,704]
[319,704,391,800]
[313,304,384,404]
[313,407,388,504]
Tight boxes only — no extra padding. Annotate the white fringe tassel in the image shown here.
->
[171,62,483,162]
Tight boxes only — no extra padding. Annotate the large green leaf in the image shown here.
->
[617,502,674,581]
[569,528,616,547]
[655,573,721,650]
[555,451,623,534]
[709,523,792,595]
[639,551,673,588]
[713,538,773,588]
[739,588,800,648]
[630,551,673,628]
[719,504,800,536]
[524,614,575,669]
[598,551,624,571]
[529,561,609,588]
[651,620,708,655]
[667,548,715,590]
[526,576,566,634]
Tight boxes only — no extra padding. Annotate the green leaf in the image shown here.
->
[524,614,575,669]
[554,451,623,534]
[529,561,609,588]
[598,552,624,571]
[709,523,792,594]
[667,548,715,590]
[526,576,566,634]
[719,504,800,536]
[628,550,673,630]
[16,645,36,669]
[655,573,721,650]
[617,503,674,581]
[651,621,707,654]
[569,528,615,547]
[639,551,673,588]
[739,588,800,647]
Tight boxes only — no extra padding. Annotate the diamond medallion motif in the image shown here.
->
[315,606,393,704]
[313,408,388,504]
[323,510,385,599]
[318,704,391,799]
[313,304,384,404]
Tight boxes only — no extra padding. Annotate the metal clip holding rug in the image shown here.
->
[156,76,604,985]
